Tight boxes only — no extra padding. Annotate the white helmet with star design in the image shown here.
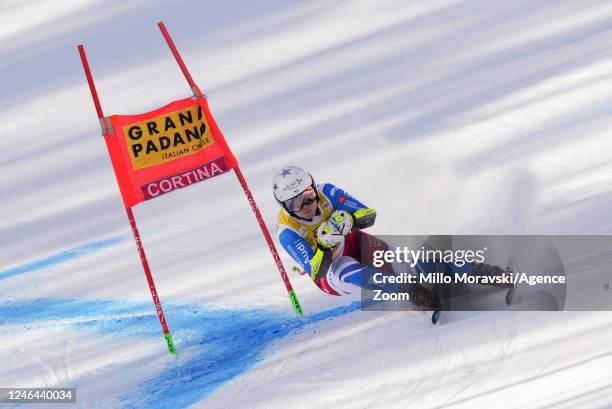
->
[272,166,315,203]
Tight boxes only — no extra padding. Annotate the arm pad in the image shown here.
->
[310,246,333,281]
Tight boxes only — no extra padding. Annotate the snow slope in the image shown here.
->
[1,1,612,408]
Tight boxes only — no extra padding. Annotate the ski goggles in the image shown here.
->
[284,187,317,212]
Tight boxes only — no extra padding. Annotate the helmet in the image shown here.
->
[272,166,317,210]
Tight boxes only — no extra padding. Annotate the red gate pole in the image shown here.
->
[157,22,303,316]
[77,45,178,354]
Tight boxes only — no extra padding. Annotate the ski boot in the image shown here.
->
[405,283,440,310]
[402,282,441,325]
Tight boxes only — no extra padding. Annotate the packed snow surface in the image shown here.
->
[1,1,611,408]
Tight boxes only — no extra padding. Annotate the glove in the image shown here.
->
[353,208,376,229]
[316,220,343,250]
[328,210,353,236]
[316,211,353,250]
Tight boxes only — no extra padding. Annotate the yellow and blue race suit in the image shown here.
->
[276,183,390,295]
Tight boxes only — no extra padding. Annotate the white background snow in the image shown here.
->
[1,0,612,408]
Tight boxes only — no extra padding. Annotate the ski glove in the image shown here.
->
[352,208,376,229]
[328,210,353,235]
[316,210,352,250]
[316,221,343,250]
[311,209,371,280]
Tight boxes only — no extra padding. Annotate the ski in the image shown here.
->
[431,310,441,325]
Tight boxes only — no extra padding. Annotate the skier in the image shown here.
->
[272,166,514,312]
[272,165,438,307]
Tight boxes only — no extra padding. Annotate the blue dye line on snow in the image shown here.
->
[0,236,125,280]
[0,298,361,409]
[0,237,363,407]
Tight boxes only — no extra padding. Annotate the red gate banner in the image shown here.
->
[78,22,303,357]
[104,96,238,207]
